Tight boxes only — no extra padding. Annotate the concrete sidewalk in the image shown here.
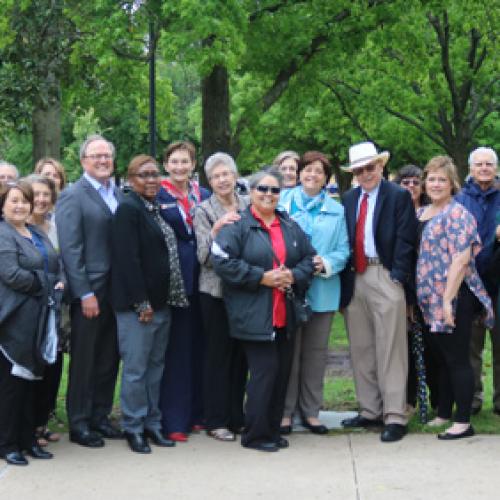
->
[1,430,499,499]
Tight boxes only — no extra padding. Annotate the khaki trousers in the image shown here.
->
[344,265,408,425]
[283,312,334,419]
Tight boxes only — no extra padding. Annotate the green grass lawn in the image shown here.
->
[51,315,500,434]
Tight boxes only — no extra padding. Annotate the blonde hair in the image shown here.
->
[34,157,67,190]
[423,156,461,195]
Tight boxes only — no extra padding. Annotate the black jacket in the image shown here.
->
[111,190,171,311]
[212,206,315,341]
[340,179,417,308]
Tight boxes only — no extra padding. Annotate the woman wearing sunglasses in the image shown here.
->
[278,151,349,435]
[212,168,315,452]
[394,165,429,210]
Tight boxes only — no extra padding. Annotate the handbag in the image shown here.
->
[285,286,313,325]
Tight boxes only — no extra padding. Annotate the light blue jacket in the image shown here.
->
[279,187,350,312]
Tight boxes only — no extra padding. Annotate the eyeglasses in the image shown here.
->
[401,179,421,187]
[84,154,113,161]
[130,172,161,179]
[255,184,281,195]
[351,163,377,176]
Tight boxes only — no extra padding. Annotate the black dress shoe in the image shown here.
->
[301,419,329,435]
[342,414,383,428]
[144,429,175,447]
[279,425,292,435]
[5,451,28,466]
[380,424,407,442]
[243,442,279,452]
[70,429,105,448]
[27,445,53,459]
[437,425,474,440]
[275,437,289,449]
[90,421,123,439]
[124,432,151,454]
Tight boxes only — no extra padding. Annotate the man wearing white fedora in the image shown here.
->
[340,141,417,442]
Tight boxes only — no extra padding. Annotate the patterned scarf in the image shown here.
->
[161,179,202,227]
[141,197,189,308]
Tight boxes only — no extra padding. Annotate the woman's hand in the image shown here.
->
[54,281,65,290]
[443,299,455,327]
[139,307,154,323]
[260,268,294,289]
[312,255,324,275]
[211,211,241,238]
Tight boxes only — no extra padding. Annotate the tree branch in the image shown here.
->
[385,106,447,149]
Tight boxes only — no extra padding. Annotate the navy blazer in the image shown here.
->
[340,179,417,308]
[157,185,210,296]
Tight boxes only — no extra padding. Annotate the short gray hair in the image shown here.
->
[204,152,238,179]
[468,147,498,167]
[0,161,19,179]
[249,166,283,190]
[79,134,116,161]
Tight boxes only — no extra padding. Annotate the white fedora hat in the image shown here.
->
[342,142,390,172]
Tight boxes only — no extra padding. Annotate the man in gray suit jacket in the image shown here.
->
[56,135,123,447]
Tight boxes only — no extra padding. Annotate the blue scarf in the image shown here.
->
[289,187,325,238]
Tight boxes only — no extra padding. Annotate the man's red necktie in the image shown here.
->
[354,193,369,273]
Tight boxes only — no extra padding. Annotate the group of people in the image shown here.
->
[0,136,498,465]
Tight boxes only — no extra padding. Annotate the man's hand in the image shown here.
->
[82,295,100,319]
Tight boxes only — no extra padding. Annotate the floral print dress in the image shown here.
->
[416,201,494,333]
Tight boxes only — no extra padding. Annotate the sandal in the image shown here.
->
[36,427,61,446]
[207,428,236,442]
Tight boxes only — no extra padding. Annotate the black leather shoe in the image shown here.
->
[380,424,407,442]
[243,442,279,452]
[301,419,329,435]
[342,414,383,428]
[275,437,289,449]
[27,445,53,459]
[70,429,105,448]
[124,432,151,454]
[5,451,28,466]
[144,429,175,447]
[279,425,292,435]
[437,425,474,440]
[90,421,123,439]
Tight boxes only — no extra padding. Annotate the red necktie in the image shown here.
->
[354,193,369,274]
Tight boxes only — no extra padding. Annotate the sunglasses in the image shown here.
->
[255,184,281,195]
[401,179,421,187]
[351,163,377,176]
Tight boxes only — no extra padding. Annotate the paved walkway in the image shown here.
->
[1,412,499,500]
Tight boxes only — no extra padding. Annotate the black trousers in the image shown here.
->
[34,351,64,428]
[200,293,247,431]
[428,285,479,423]
[0,352,36,456]
[66,298,119,431]
[241,329,295,447]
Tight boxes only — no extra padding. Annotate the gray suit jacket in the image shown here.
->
[55,176,123,301]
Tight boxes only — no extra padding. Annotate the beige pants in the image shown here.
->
[283,312,334,419]
[344,265,408,425]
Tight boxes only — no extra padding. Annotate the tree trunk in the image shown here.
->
[32,99,61,165]
[201,64,231,185]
